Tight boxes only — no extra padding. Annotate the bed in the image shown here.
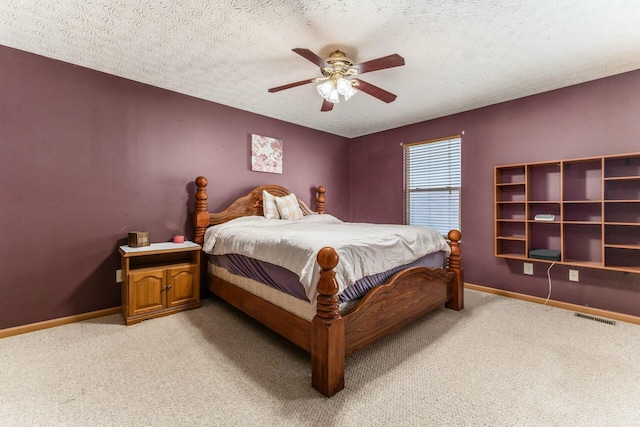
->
[193,176,464,397]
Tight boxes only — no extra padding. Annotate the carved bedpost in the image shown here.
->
[316,186,326,214]
[311,247,345,397]
[445,230,464,310]
[193,176,210,245]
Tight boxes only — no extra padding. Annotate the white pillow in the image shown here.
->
[262,190,281,219]
[275,193,304,220]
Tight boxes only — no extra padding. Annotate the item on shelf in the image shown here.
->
[128,231,150,247]
[529,249,561,261]
[173,235,185,243]
[534,214,555,221]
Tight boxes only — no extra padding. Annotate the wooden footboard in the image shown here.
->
[342,267,454,355]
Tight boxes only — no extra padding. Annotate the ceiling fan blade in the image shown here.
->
[320,99,334,112]
[268,78,318,93]
[353,54,405,74]
[292,48,329,68]
[352,79,397,103]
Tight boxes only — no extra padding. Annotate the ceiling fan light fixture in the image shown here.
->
[317,77,356,104]
[317,79,341,104]
[336,77,357,101]
[317,79,334,99]
[327,88,340,104]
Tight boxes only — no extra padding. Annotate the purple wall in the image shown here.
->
[350,70,640,317]
[0,46,350,329]
[3,43,640,330]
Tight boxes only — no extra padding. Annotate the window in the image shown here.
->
[404,135,461,236]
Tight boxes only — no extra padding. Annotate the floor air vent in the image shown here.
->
[574,312,616,326]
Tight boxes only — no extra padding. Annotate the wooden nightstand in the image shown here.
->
[119,241,201,325]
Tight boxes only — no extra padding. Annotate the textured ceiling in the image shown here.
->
[2,1,640,138]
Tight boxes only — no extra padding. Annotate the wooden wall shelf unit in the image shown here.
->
[495,152,640,273]
[119,242,201,325]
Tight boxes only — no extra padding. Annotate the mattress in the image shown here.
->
[208,262,317,321]
[209,251,447,303]
[202,214,451,303]
[209,251,445,303]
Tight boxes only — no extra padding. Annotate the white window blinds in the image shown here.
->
[404,136,461,236]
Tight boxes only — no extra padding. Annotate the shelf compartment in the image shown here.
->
[496,239,526,258]
[496,202,526,220]
[605,224,640,246]
[563,260,605,269]
[528,222,561,253]
[563,202,602,223]
[563,159,602,201]
[605,247,640,272]
[528,202,561,221]
[604,178,640,200]
[528,163,561,201]
[496,221,526,239]
[496,185,526,202]
[604,202,640,223]
[129,251,199,270]
[563,224,602,265]
[604,155,640,178]
[496,165,526,184]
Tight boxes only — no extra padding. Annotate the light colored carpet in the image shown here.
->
[1,289,638,426]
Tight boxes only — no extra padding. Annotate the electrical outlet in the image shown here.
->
[569,269,579,282]
[524,262,533,275]
[115,269,123,283]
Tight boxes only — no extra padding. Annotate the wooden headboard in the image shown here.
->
[193,176,326,245]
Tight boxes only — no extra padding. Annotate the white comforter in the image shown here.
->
[202,214,450,303]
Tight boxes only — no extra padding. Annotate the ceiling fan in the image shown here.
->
[268,48,405,112]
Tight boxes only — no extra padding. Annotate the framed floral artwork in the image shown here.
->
[251,134,283,174]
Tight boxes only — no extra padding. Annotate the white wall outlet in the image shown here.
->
[569,269,579,282]
[524,262,533,275]
[115,269,123,283]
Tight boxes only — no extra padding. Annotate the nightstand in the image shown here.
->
[119,241,201,325]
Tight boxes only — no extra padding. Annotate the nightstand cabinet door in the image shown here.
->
[129,269,166,316]
[166,265,199,308]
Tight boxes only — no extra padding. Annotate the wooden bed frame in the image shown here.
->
[193,176,464,397]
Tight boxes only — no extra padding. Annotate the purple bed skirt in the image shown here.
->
[209,251,447,303]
